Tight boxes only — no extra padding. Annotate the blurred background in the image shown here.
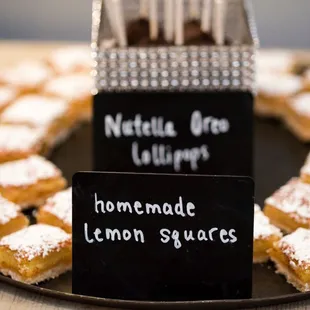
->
[0,0,309,48]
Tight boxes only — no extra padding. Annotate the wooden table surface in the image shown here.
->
[0,41,309,310]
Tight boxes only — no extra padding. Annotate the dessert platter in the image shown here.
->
[0,51,309,310]
[1,1,310,309]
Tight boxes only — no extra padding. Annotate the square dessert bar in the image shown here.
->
[257,50,296,75]
[0,155,66,208]
[0,224,72,284]
[301,153,310,184]
[47,46,91,75]
[0,125,46,163]
[0,86,18,115]
[43,74,93,122]
[253,205,282,263]
[37,187,72,233]
[269,228,310,292]
[0,195,28,238]
[256,73,302,118]
[0,95,78,148]
[283,93,310,142]
[304,69,310,92]
[0,61,52,94]
[264,178,310,233]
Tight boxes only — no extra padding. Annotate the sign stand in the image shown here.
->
[73,172,254,301]
[92,0,258,176]
[94,91,253,175]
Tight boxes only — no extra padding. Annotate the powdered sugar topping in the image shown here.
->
[0,224,71,261]
[257,50,294,74]
[301,153,310,176]
[0,125,44,152]
[288,93,310,117]
[43,188,72,226]
[0,155,61,187]
[50,46,91,74]
[305,69,310,82]
[0,195,20,225]
[1,95,68,127]
[0,61,51,87]
[0,87,17,108]
[278,228,310,267]
[254,204,282,239]
[265,178,310,222]
[257,72,302,96]
[44,74,93,101]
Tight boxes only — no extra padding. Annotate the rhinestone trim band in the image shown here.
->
[92,0,258,93]
[94,45,255,92]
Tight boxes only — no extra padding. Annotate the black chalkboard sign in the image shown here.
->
[93,91,253,176]
[72,172,254,301]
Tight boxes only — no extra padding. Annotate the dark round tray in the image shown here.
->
[1,118,310,309]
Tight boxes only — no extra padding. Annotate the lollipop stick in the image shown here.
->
[201,0,212,33]
[100,38,116,49]
[189,0,200,20]
[111,0,127,47]
[149,0,158,41]
[213,0,227,45]
[164,0,174,42]
[140,0,149,19]
[175,0,184,46]
[104,0,118,43]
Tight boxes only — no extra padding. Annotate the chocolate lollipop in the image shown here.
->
[127,0,150,46]
[184,20,202,45]
[185,0,201,44]
[129,0,167,46]
[185,0,215,45]
[127,19,150,46]
[127,0,164,46]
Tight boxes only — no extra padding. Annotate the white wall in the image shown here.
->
[0,0,310,48]
[0,0,92,42]
[253,0,310,48]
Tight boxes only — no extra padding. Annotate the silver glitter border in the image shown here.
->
[92,0,259,93]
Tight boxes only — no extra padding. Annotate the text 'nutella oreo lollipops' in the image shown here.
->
[92,0,258,177]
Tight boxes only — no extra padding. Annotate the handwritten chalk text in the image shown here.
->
[94,194,196,217]
[131,143,209,172]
